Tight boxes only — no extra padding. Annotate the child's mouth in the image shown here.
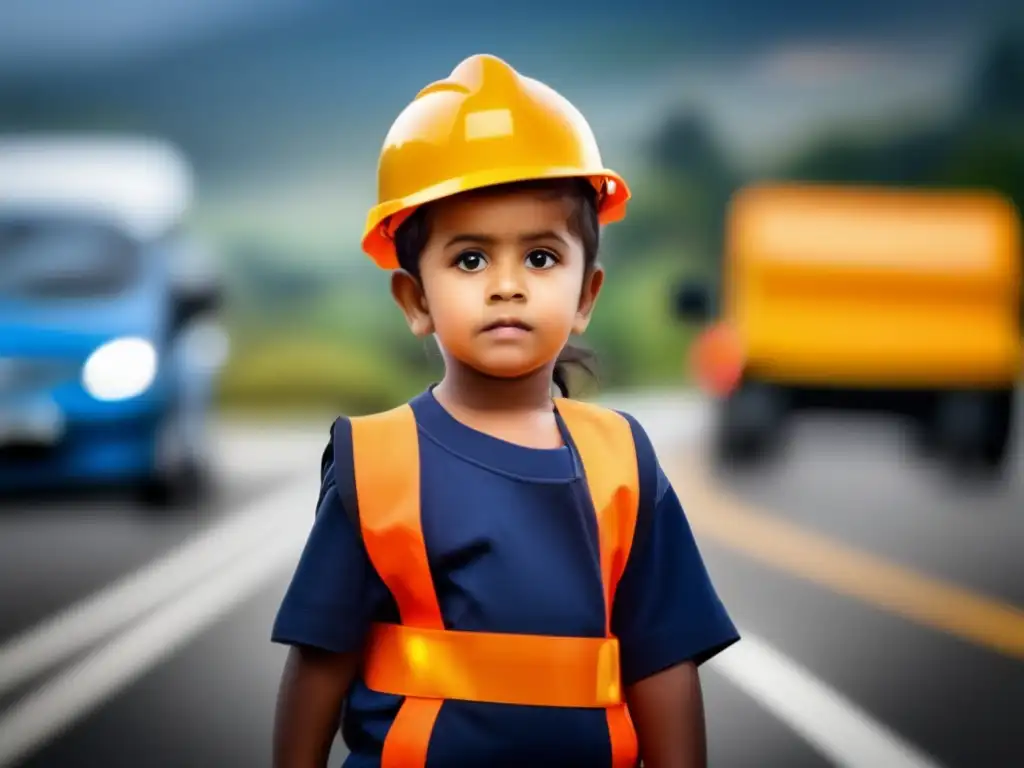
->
[480,318,533,336]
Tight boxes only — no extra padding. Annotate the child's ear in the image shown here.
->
[391,270,434,337]
[572,264,605,335]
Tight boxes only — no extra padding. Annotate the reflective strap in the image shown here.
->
[364,623,623,708]
[554,398,640,614]
[352,404,441,768]
[555,398,641,768]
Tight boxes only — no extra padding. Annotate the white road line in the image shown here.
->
[0,471,317,698]
[711,631,945,768]
[0,410,950,768]
[0,557,947,768]
[0,505,311,768]
[621,394,945,767]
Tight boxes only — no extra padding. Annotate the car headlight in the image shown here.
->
[82,337,158,401]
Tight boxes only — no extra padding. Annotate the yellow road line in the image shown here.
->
[669,453,1024,661]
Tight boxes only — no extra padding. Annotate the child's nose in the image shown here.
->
[487,262,527,302]
[489,282,526,302]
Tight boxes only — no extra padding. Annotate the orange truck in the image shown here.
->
[673,183,1022,475]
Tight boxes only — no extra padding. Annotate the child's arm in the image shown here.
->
[270,425,389,766]
[626,661,706,768]
[273,646,360,768]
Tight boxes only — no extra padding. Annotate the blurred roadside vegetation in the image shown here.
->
[215,30,1023,414]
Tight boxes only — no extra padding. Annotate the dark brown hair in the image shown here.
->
[393,177,600,397]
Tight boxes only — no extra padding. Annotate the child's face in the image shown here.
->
[392,187,603,381]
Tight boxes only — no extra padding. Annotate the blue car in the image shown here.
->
[0,135,227,506]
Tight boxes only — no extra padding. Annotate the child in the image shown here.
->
[271,53,739,768]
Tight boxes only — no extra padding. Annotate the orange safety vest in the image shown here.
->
[349,397,641,768]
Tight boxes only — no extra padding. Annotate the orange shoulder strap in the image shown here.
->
[554,398,641,619]
[554,397,641,768]
[350,404,441,768]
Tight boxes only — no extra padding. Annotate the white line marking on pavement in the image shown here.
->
[0,409,949,768]
[712,632,944,768]
[0,502,311,768]
[0,471,317,698]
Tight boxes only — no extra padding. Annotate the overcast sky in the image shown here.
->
[1,0,1018,243]
[0,0,309,74]
[0,0,1017,75]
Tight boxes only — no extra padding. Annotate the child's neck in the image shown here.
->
[434,362,555,413]
[432,363,564,449]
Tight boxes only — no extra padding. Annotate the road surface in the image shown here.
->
[0,392,1020,767]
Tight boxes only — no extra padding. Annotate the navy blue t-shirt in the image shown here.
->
[271,388,739,767]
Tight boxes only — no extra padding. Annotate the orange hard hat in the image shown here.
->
[361,53,631,269]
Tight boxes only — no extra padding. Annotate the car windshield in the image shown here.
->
[0,218,139,300]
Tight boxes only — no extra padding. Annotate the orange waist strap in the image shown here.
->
[363,623,623,708]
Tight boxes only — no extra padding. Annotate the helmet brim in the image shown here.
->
[362,165,630,270]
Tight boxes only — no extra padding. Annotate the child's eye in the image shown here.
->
[455,250,487,272]
[525,249,558,269]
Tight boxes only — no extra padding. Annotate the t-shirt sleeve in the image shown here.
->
[270,417,388,653]
[611,413,740,686]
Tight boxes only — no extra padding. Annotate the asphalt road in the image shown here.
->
[0,391,1020,768]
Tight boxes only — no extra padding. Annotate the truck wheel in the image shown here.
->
[934,389,1015,477]
[715,380,788,465]
[979,389,1014,471]
[138,410,211,510]
[139,458,207,510]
